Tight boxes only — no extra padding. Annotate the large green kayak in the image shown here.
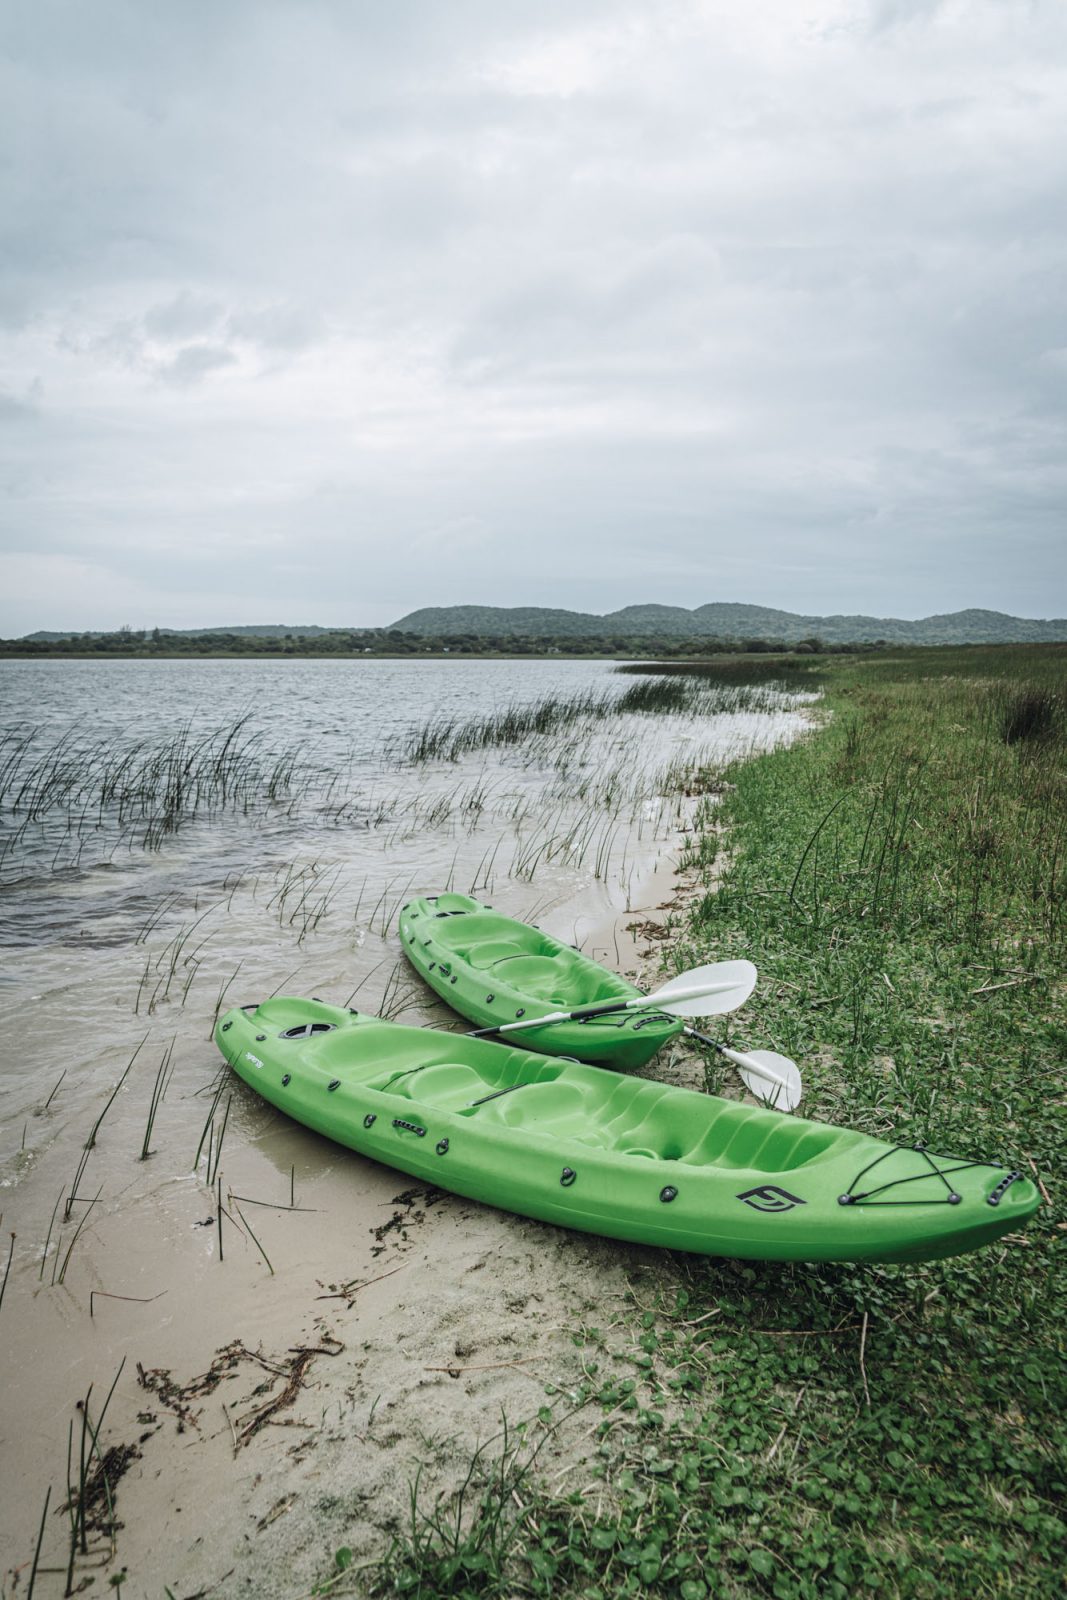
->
[216,999,1040,1264]
[398,893,684,1068]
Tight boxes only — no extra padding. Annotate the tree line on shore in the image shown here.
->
[1,626,887,658]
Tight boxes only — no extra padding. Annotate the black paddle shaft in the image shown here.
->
[571,999,634,1021]
[467,997,638,1038]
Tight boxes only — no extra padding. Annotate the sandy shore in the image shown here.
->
[1,814,738,1599]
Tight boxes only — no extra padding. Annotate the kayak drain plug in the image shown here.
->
[660,1187,678,1204]
[560,1168,576,1187]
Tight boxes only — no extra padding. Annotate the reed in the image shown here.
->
[0,1230,14,1314]
[39,1189,64,1281]
[43,1068,67,1109]
[26,1483,51,1599]
[210,962,244,1034]
[207,1094,232,1187]
[231,1198,274,1275]
[140,1040,174,1160]
[65,1037,146,1220]
[192,1076,227,1171]
[0,716,309,882]
[62,1359,126,1592]
[90,1289,165,1318]
[56,1188,102,1285]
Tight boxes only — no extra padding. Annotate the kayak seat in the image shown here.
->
[484,955,577,1001]
[389,1062,495,1109]
[466,940,538,969]
[431,913,543,955]
[702,1118,848,1172]
[610,1097,838,1170]
[476,1082,590,1132]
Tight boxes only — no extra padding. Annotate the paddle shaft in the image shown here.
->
[685,1027,791,1094]
[469,976,745,1038]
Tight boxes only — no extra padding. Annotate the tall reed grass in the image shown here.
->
[399,678,806,764]
[0,717,303,880]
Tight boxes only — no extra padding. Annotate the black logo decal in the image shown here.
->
[736,1185,806,1214]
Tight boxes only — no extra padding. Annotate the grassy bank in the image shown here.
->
[373,646,1065,1600]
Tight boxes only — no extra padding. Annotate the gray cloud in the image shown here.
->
[152,343,238,387]
[1,0,1065,632]
[144,292,225,341]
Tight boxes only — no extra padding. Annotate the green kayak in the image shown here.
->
[398,893,684,1068]
[216,999,1040,1264]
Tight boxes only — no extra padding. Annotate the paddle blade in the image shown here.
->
[725,1048,803,1113]
[651,960,757,1018]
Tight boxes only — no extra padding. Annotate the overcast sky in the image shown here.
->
[1,0,1065,633]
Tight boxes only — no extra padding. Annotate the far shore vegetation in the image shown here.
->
[2,624,1057,662]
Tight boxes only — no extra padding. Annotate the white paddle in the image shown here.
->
[686,1027,802,1112]
[467,959,757,1038]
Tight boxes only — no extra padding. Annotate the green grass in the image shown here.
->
[365,644,1066,1600]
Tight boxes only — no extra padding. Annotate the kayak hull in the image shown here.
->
[399,893,683,1068]
[217,999,1040,1264]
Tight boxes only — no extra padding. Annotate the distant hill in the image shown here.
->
[21,624,331,641]
[388,604,1067,645]
[16,606,1067,647]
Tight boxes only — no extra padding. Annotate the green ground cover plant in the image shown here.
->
[372,645,1066,1600]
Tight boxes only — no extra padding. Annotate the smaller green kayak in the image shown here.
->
[216,999,1041,1264]
[398,893,683,1069]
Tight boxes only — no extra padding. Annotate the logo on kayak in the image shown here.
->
[736,1185,805,1214]
[245,1052,264,1070]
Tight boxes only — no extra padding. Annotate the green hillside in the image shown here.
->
[390,603,1067,645]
